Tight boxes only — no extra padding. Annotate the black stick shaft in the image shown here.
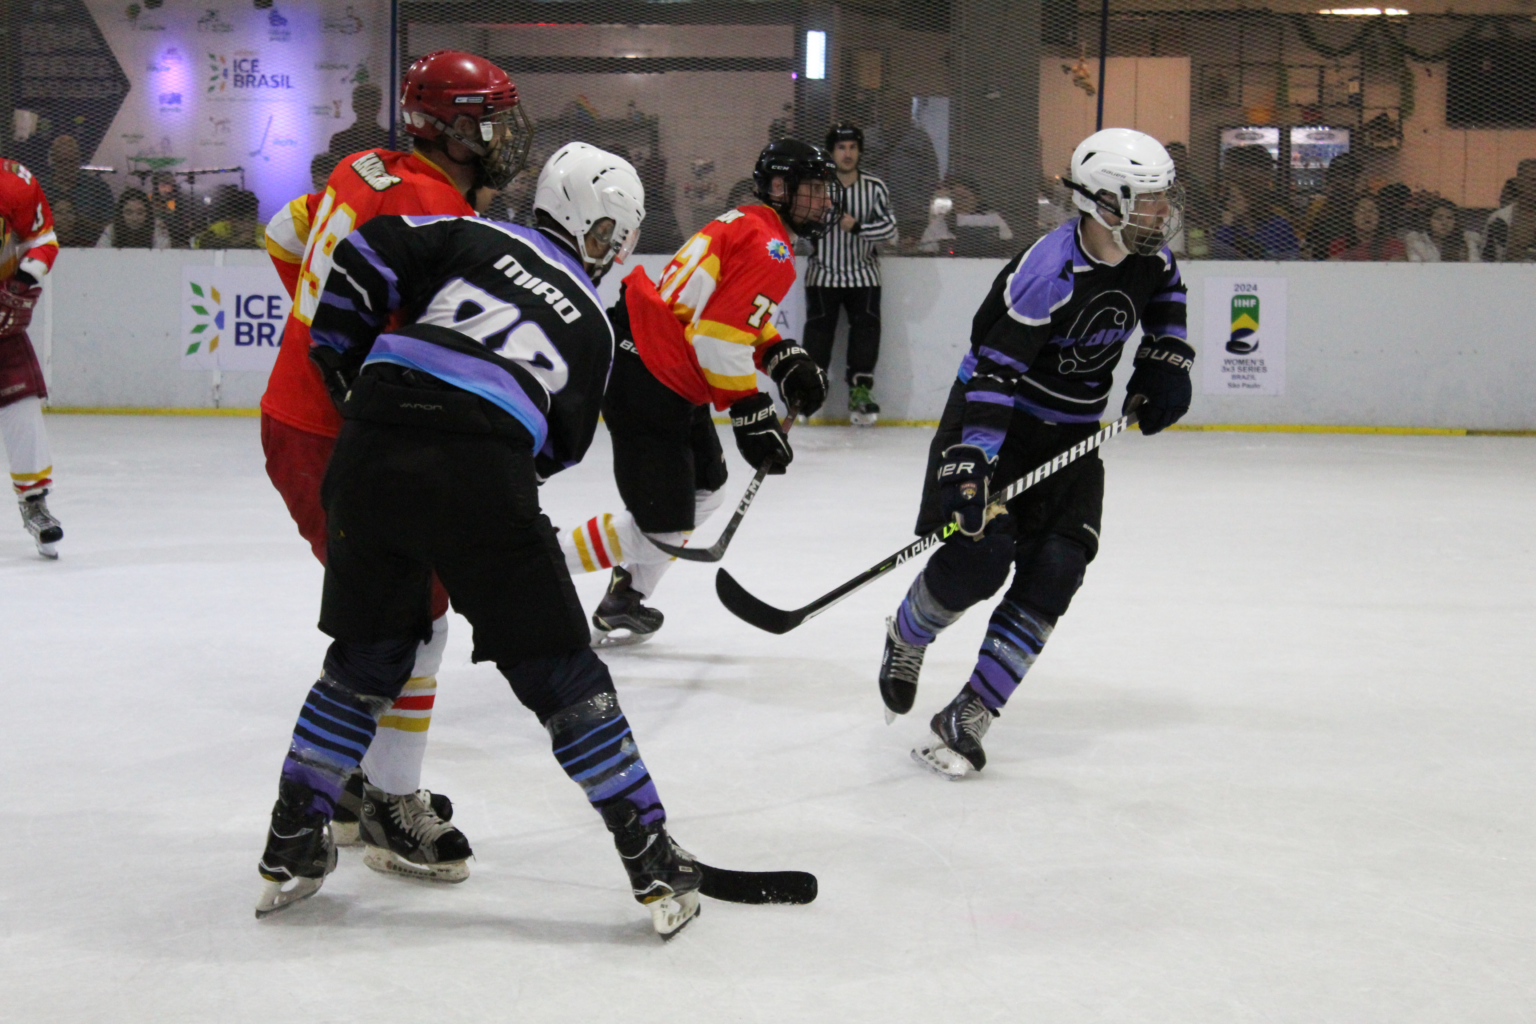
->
[715,410,1138,633]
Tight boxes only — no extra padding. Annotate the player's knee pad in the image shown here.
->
[321,637,418,703]
[409,614,449,678]
[498,647,616,723]
[925,530,1016,613]
[1004,534,1090,619]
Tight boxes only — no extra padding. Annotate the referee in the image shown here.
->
[805,122,897,425]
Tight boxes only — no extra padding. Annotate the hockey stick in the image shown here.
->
[646,407,798,563]
[697,862,817,904]
[715,405,1142,634]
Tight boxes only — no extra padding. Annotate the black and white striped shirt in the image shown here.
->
[807,172,898,288]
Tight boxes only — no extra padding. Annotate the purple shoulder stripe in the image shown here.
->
[1005,221,1076,327]
[347,234,400,312]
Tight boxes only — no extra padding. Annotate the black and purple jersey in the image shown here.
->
[311,214,613,476]
[957,217,1187,457]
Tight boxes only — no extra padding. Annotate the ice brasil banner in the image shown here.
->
[1201,277,1286,396]
[181,266,290,371]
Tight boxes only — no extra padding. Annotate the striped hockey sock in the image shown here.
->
[894,572,966,647]
[546,692,665,826]
[280,675,390,817]
[966,599,1055,712]
[359,675,435,795]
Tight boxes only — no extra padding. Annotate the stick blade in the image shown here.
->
[715,569,805,634]
[650,537,723,563]
[697,862,818,905]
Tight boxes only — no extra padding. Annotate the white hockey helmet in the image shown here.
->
[534,142,646,278]
[1067,128,1182,256]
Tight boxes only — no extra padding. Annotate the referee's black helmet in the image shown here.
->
[825,121,864,153]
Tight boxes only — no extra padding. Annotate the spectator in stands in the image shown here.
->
[1302,150,1363,260]
[1327,193,1406,261]
[327,83,390,157]
[150,172,199,249]
[724,178,757,209]
[191,187,263,250]
[635,152,684,255]
[1214,145,1300,259]
[1164,141,1213,257]
[1488,159,1536,262]
[919,177,1013,257]
[1406,197,1471,262]
[1376,181,1411,243]
[96,188,170,249]
[43,135,114,246]
[877,96,940,252]
[310,152,340,191]
[48,198,88,249]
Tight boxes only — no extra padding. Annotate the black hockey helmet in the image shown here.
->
[825,121,864,153]
[752,138,840,238]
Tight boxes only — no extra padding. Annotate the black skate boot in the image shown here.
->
[18,491,62,559]
[912,686,998,780]
[602,802,702,939]
[879,616,927,724]
[334,768,453,847]
[358,781,472,883]
[255,779,337,918]
[849,375,880,427]
[591,566,664,647]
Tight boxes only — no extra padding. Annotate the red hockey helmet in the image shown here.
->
[400,50,534,189]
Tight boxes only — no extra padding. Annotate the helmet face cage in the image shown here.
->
[438,104,533,191]
[754,144,842,239]
[1106,181,1184,256]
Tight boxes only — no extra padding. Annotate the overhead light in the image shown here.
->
[805,30,826,80]
[1317,7,1408,14]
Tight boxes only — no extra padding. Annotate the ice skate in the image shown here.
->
[255,780,338,918]
[603,803,702,940]
[18,492,62,559]
[879,615,927,724]
[333,769,453,847]
[358,781,472,883]
[912,687,997,780]
[591,566,664,647]
[848,380,880,427]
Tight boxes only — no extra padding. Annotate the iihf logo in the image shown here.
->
[1227,293,1259,354]
[185,280,226,355]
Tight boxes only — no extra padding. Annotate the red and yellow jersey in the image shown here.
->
[260,148,474,437]
[623,204,797,409]
[0,160,58,283]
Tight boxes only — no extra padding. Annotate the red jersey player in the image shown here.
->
[0,158,62,558]
[259,50,531,883]
[559,140,838,644]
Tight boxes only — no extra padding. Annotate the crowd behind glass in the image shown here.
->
[26,85,1536,264]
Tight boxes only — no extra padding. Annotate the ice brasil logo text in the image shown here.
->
[186,281,286,355]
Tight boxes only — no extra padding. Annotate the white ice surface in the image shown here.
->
[3,417,1534,1023]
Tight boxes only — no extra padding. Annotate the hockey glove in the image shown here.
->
[310,345,367,411]
[0,277,42,338]
[1124,338,1195,435]
[762,339,828,418]
[937,443,993,538]
[730,392,792,475]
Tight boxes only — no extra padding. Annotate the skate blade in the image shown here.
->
[911,736,971,780]
[590,627,656,649]
[35,542,58,560]
[648,890,701,940]
[884,707,898,725]
[255,875,326,918]
[331,819,363,847]
[362,844,469,883]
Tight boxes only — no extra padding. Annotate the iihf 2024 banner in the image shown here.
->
[1201,277,1287,396]
[180,265,291,372]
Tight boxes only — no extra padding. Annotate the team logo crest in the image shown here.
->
[766,238,791,263]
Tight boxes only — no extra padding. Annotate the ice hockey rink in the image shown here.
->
[3,414,1533,1023]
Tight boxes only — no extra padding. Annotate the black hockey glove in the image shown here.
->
[730,392,792,474]
[937,443,993,538]
[762,339,827,418]
[310,345,367,411]
[1124,338,1195,435]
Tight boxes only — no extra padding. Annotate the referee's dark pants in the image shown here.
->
[803,285,881,385]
